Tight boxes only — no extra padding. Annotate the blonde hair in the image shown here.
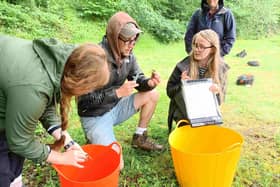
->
[188,29,223,100]
[50,44,109,150]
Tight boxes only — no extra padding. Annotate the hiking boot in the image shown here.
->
[131,131,164,151]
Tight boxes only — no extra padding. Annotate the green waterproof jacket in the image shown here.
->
[0,35,75,162]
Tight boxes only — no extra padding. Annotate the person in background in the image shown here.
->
[77,11,164,159]
[184,0,236,57]
[0,35,109,187]
[167,29,228,133]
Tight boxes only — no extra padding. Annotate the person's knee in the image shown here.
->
[147,89,159,103]
[87,127,115,145]
[134,89,159,109]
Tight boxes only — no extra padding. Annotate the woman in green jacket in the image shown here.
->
[0,35,109,186]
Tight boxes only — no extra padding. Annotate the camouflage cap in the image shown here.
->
[119,23,142,40]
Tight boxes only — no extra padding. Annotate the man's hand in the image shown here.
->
[116,81,139,98]
[148,70,160,87]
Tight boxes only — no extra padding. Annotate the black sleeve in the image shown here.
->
[78,86,119,108]
[166,65,183,99]
[221,9,236,56]
[127,55,154,92]
[184,9,200,54]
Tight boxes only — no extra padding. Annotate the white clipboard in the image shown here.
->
[181,78,223,127]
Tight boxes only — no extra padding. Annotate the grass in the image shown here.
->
[2,3,279,186]
[21,33,280,187]
[116,36,280,187]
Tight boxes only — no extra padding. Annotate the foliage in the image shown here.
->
[0,1,66,39]
[227,0,280,39]
[120,0,185,43]
[73,0,184,43]
[73,0,121,20]
[1,0,280,41]
[4,0,50,8]
[150,0,199,22]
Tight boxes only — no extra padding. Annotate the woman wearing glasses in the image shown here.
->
[166,29,228,133]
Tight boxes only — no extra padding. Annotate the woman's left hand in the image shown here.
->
[181,71,191,80]
[209,84,219,93]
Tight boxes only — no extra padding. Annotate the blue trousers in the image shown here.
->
[0,131,24,187]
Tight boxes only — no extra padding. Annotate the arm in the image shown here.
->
[78,86,119,107]
[127,55,155,92]
[184,10,200,54]
[5,86,50,162]
[39,98,75,146]
[5,86,86,167]
[39,104,60,135]
[167,65,183,99]
[221,10,236,56]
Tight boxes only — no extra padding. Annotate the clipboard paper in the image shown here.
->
[181,78,223,127]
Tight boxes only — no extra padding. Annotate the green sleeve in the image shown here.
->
[5,86,50,163]
[39,104,61,134]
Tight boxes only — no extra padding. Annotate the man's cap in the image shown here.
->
[119,23,142,41]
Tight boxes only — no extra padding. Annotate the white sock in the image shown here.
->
[135,127,147,135]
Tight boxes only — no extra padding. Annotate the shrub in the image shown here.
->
[0,1,64,38]
[73,0,184,42]
[4,0,49,8]
[150,0,199,22]
[120,0,185,43]
[74,0,121,20]
[227,0,280,39]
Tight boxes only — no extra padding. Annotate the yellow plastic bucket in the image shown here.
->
[169,120,243,187]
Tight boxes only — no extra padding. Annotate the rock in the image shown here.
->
[236,49,247,58]
[247,60,260,66]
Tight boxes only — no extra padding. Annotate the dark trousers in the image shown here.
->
[0,131,25,187]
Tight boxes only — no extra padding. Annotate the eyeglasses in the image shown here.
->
[119,37,137,46]
[192,43,213,51]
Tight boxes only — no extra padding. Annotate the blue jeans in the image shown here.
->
[80,94,137,145]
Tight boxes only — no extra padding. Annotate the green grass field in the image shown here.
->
[116,35,280,187]
[21,31,280,186]
[4,6,276,185]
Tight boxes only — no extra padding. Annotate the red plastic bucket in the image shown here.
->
[52,142,121,187]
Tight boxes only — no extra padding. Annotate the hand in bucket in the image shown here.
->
[67,143,93,161]
[48,148,88,168]
[64,147,89,168]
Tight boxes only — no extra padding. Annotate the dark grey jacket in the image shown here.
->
[77,37,153,117]
[184,0,236,56]
[166,56,229,133]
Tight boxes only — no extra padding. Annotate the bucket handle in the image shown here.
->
[176,119,190,129]
[109,142,122,155]
[222,142,241,152]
